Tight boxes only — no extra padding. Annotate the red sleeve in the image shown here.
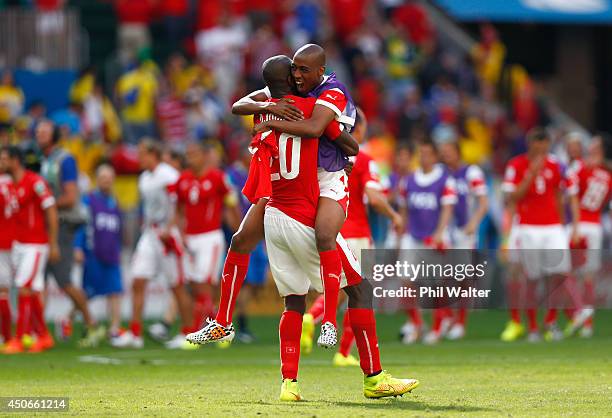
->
[32,176,55,209]
[502,159,520,193]
[323,120,343,140]
[315,88,348,118]
[360,154,382,190]
[172,175,186,203]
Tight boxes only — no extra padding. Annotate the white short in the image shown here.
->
[0,250,11,288]
[573,222,603,273]
[131,228,184,286]
[346,237,373,264]
[184,229,225,284]
[452,228,476,250]
[264,207,361,297]
[12,242,49,292]
[515,224,570,279]
[318,168,349,213]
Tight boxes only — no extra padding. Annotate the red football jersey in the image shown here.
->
[341,152,382,239]
[573,164,612,223]
[267,96,320,227]
[0,174,17,250]
[502,154,564,225]
[175,168,236,235]
[14,170,55,244]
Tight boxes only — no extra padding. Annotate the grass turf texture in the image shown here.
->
[1,310,611,417]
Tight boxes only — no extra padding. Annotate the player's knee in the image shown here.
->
[315,229,336,252]
[230,230,256,253]
[284,295,306,314]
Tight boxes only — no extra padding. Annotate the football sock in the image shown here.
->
[526,309,538,332]
[130,320,142,337]
[406,308,422,328]
[507,281,522,322]
[348,308,382,375]
[0,295,11,342]
[15,293,32,339]
[192,292,213,331]
[456,308,467,326]
[319,249,342,327]
[307,296,325,323]
[338,310,355,357]
[30,293,49,337]
[279,310,302,380]
[215,250,250,327]
[510,309,521,324]
[544,309,557,326]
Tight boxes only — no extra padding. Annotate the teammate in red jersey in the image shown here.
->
[170,141,241,348]
[190,46,359,348]
[564,135,611,337]
[1,146,59,354]
[500,128,584,342]
[194,55,417,400]
[300,108,404,366]
[0,161,17,345]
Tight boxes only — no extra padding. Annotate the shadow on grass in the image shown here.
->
[230,399,497,413]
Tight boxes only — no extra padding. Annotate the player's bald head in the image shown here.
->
[293,44,326,67]
[262,55,293,98]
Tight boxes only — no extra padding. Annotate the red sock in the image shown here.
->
[406,308,422,328]
[338,310,355,357]
[348,308,382,375]
[564,309,575,320]
[510,309,521,324]
[30,294,49,337]
[432,308,452,333]
[307,296,325,323]
[544,309,557,326]
[130,320,142,337]
[507,280,522,311]
[319,250,342,327]
[526,309,538,332]
[15,293,32,338]
[215,250,250,327]
[456,308,467,326]
[192,292,213,331]
[0,295,11,341]
[279,310,302,380]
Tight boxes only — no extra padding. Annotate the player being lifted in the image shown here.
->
[112,140,193,349]
[300,108,405,366]
[189,44,359,348]
[219,55,417,400]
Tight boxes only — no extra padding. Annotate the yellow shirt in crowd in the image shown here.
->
[0,85,24,123]
[116,68,158,123]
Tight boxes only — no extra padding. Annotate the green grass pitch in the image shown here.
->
[1,310,611,417]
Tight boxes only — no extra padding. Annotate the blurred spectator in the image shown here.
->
[0,70,24,124]
[184,86,224,141]
[50,101,82,137]
[284,0,320,50]
[391,0,433,47]
[113,0,154,65]
[156,79,187,145]
[83,83,122,143]
[472,23,506,89]
[158,0,190,45]
[328,0,367,42]
[69,66,96,105]
[116,58,158,144]
[195,12,247,105]
[246,24,285,90]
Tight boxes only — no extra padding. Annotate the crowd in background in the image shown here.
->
[0,0,603,347]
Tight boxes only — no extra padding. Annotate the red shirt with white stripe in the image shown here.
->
[175,168,237,235]
[0,174,17,250]
[341,151,382,239]
[502,154,566,226]
[572,163,612,223]
[14,170,55,244]
[315,88,348,121]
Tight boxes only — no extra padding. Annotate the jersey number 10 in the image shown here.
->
[271,134,301,181]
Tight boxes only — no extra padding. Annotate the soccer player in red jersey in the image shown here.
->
[300,108,404,365]
[564,135,610,337]
[0,159,17,345]
[171,141,241,348]
[500,128,583,342]
[191,45,359,348]
[1,146,59,354]
[203,55,417,400]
